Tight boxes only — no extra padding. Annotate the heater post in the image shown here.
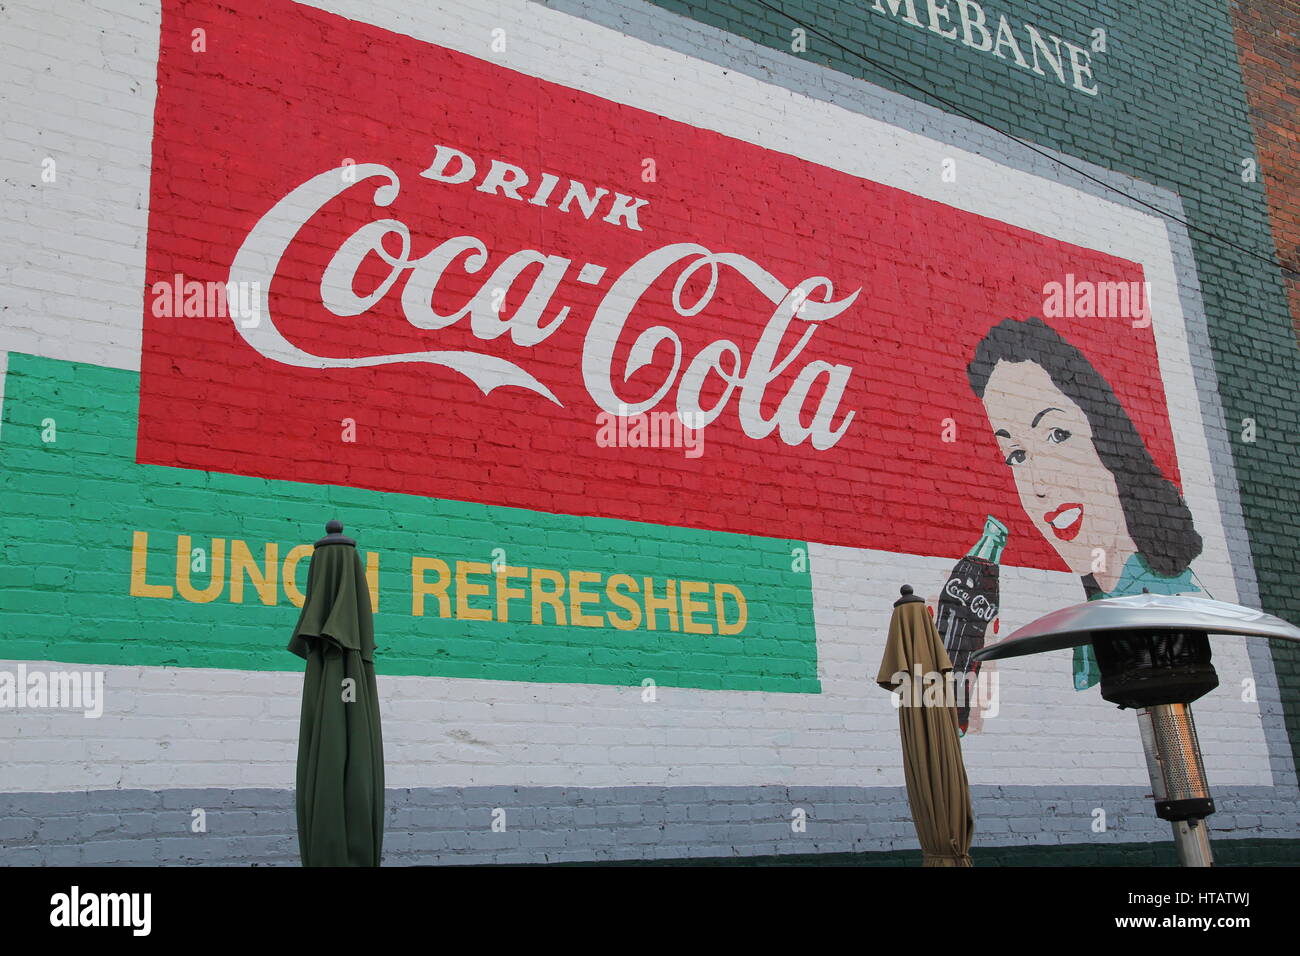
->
[1137,703,1214,867]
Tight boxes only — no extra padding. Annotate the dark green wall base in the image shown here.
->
[558,838,1300,866]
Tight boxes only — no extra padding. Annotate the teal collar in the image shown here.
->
[1091,551,1198,601]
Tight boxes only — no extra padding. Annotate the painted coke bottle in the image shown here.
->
[936,515,1008,733]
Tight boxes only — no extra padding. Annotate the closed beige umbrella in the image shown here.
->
[877,585,975,867]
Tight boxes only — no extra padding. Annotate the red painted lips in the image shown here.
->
[1044,502,1084,541]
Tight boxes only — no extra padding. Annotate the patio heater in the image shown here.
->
[971,593,1300,867]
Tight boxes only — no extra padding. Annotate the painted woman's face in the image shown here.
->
[981,360,1134,582]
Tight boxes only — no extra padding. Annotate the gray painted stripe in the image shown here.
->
[1,785,1297,865]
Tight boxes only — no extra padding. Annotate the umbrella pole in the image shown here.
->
[1136,704,1214,867]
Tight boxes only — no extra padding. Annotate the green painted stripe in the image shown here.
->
[0,353,819,692]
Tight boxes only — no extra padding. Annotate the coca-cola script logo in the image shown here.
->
[229,156,859,451]
[137,0,1183,567]
[970,594,998,623]
[942,578,998,623]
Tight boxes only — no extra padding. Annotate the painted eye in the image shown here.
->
[1005,449,1026,466]
[1047,427,1072,444]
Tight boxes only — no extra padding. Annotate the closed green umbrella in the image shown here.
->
[289,520,384,867]
[877,585,974,867]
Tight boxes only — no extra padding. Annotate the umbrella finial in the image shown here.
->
[315,520,357,547]
[894,584,924,607]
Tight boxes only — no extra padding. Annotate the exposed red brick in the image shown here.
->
[1231,0,1300,340]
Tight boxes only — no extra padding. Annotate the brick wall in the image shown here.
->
[1231,0,1300,341]
[0,0,1297,866]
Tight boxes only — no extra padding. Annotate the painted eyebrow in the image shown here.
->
[1030,407,1063,428]
[994,428,1011,438]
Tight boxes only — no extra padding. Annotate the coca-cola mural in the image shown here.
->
[133,0,1204,705]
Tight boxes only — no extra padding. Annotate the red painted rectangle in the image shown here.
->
[138,0,1182,572]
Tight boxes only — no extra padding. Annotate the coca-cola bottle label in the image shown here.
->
[935,516,1007,732]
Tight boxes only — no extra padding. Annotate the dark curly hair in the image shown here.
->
[967,316,1201,578]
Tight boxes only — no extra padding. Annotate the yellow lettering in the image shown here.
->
[531,567,567,625]
[175,535,224,603]
[412,556,451,617]
[644,578,679,631]
[680,580,712,635]
[606,574,642,631]
[229,539,278,605]
[282,544,312,608]
[129,531,173,599]
[715,583,747,635]
[365,551,380,612]
[569,570,603,627]
[456,561,493,621]
[496,565,528,622]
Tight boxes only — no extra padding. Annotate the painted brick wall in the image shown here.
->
[1,0,1297,867]
[1231,0,1300,341]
